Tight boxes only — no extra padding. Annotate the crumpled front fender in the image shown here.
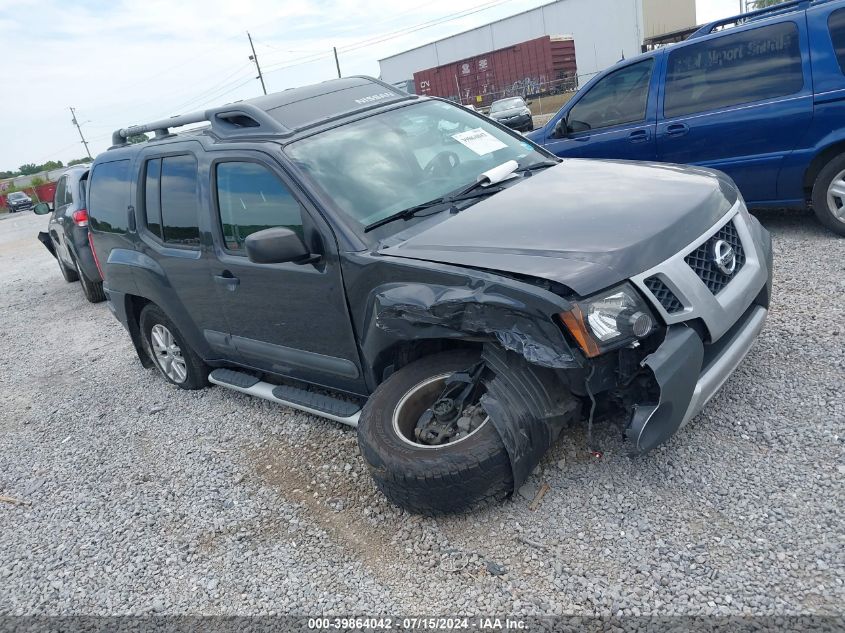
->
[626,327,704,455]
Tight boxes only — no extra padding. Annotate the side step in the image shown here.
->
[208,368,361,427]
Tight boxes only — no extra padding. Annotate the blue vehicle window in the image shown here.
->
[566,59,654,132]
[215,162,304,252]
[88,159,131,234]
[143,158,163,239]
[829,9,845,75]
[664,21,803,119]
[160,155,200,246]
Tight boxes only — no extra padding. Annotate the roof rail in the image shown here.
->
[111,102,290,148]
[689,0,811,40]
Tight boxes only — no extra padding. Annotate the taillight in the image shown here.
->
[88,232,105,280]
[72,208,89,227]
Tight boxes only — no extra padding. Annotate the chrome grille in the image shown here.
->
[644,276,683,313]
[684,220,746,295]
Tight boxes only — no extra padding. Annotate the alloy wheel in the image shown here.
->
[150,324,187,383]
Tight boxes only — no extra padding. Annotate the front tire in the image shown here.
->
[811,153,845,236]
[139,304,209,389]
[357,350,512,514]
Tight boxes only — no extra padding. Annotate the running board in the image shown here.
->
[208,368,361,427]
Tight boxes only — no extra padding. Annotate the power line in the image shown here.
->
[261,0,518,76]
[159,64,254,117]
[339,0,517,54]
[189,77,257,110]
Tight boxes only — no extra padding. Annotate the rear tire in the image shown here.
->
[139,304,209,390]
[811,153,845,236]
[58,255,79,283]
[357,350,513,514]
[73,256,106,303]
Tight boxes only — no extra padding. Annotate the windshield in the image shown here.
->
[286,100,546,229]
[490,98,525,113]
[8,192,26,200]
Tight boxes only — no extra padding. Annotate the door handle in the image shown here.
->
[214,272,240,291]
[666,123,689,137]
[628,129,650,143]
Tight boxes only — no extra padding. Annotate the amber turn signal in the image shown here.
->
[559,306,601,358]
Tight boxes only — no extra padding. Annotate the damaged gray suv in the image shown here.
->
[88,76,773,513]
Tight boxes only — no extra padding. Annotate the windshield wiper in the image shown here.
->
[363,185,504,233]
[516,159,560,174]
[364,160,521,233]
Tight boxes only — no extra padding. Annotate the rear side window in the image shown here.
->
[829,9,845,75]
[664,21,804,118]
[215,162,304,252]
[161,155,199,245]
[142,155,200,246]
[89,159,131,233]
[143,159,163,238]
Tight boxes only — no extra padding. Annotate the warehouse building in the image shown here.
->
[379,0,695,103]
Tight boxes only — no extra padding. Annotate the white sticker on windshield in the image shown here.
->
[451,128,508,156]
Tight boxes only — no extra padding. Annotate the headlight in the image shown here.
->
[559,283,656,357]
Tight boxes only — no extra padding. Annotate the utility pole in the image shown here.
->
[69,107,92,159]
[333,47,342,79]
[247,31,267,95]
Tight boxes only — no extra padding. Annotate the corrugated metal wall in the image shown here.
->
[413,36,576,107]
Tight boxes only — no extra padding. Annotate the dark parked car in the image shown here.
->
[5,191,33,213]
[488,96,533,132]
[88,76,772,514]
[528,0,845,235]
[34,167,106,303]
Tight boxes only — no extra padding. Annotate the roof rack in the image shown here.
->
[110,102,290,148]
[688,0,819,40]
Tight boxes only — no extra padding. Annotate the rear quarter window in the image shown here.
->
[829,8,845,75]
[89,159,132,233]
[664,21,804,118]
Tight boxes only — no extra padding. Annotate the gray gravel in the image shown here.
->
[0,209,843,616]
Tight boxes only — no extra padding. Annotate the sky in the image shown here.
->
[0,0,744,171]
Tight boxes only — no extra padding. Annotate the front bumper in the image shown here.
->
[496,113,532,129]
[627,302,767,453]
[626,201,773,453]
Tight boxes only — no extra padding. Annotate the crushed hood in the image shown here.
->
[382,159,738,296]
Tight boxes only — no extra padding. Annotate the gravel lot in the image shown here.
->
[0,209,842,617]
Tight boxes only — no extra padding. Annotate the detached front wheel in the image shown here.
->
[357,350,512,514]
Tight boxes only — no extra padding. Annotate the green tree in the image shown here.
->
[68,157,93,167]
[41,160,64,170]
[127,133,149,144]
[18,163,39,175]
[0,170,18,179]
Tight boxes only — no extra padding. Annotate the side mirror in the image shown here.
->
[244,227,317,265]
[553,118,568,139]
[33,202,51,215]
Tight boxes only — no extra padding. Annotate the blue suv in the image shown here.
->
[528,0,845,235]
